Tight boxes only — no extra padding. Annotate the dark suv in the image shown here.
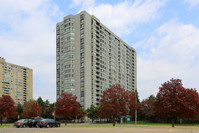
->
[28,117,43,127]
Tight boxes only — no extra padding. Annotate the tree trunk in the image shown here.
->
[192,119,194,125]
[65,119,67,126]
[0,118,2,125]
[113,116,115,126]
[172,119,175,127]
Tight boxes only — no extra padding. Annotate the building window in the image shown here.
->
[80,24,84,28]
[80,14,84,20]
[81,91,84,97]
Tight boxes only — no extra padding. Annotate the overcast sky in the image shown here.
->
[0,0,199,103]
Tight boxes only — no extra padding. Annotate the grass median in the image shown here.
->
[0,124,13,128]
[1,121,199,128]
[60,121,199,128]
[123,121,199,127]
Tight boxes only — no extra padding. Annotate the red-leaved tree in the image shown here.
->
[55,93,82,125]
[182,88,199,124]
[98,84,137,126]
[125,90,139,115]
[22,100,42,118]
[155,78,186,127]
[0,95,18,125]
[140,98,155,122]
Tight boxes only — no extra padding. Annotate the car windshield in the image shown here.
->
[35,117,42,120]
[48,119,55,122]
[18,119,25,122]
[24,119,29,122]
[41,119,48,122]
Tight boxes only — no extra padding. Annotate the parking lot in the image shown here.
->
[1,127,199,133]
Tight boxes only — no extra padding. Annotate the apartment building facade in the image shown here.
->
[56,11,137,109]
[0,57,33,104]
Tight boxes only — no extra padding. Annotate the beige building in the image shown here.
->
[0,57,33,104]
[56,11,137,109]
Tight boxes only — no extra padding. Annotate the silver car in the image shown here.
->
[14,119,30,128]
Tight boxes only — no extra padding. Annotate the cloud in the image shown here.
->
[184,0,199,7]
[72,0,166,36]
[70,0,95,9]
[0,0,60,102]
[135,20,199,100]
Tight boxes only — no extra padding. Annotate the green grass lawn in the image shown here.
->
[0,123,13,127]
[59,122,199,129]
[123,121,199,126]
[61,123,84,124]
[63,121,199,127]
[2,121,199,128]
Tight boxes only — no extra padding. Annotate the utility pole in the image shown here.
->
[54,103,56,120]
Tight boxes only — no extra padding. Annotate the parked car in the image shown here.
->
[28,117,43,127]
[37,119,60,128]
[14,119,30,128]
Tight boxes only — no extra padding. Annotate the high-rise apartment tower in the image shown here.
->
[56,11,137,109]
[0,57,33,104]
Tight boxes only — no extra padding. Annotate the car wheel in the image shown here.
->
[22,124,26,128]
[57,124,60,127]
[46,124,49,128]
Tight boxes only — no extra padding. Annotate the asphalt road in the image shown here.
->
[1,127,199,133]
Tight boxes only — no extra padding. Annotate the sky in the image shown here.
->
[0,0,199,103]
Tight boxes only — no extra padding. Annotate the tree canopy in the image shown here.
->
[140,98,155,121]
[0,95,18,125]
[37,97,45,109]
[55,93,82,125]
[182,88,199,120]
[16,103,23,117]
[98,84,138,126]
[155,78,199,127]
[86,104,99,123]
[22,100,42,118]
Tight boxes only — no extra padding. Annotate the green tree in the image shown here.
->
[16,103,23,118]
[42,103,55,118]
[37,97,45,109]
[36,97,53,118]
[135,89,140,103]
[44,100,50,107]
[86,104,99,123]
[148,95,156,102]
